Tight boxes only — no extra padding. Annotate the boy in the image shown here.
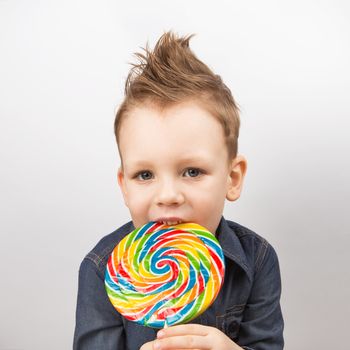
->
[74,32,284,350]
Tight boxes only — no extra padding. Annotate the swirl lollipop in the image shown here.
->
[105,221,225,328]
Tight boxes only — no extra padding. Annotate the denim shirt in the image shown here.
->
[73,217,284,349]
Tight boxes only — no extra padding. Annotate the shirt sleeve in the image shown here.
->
[237,243,284,350]
[73,257,125,350]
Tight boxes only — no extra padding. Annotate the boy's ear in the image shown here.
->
[226,155,248,202]
[117,167,129,207]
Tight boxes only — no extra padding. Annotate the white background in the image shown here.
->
[1,1,349,349]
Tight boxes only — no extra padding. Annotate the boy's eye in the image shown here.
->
[136,171,153,181]
[183,168,202,177]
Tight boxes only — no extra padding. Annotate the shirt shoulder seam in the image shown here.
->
[225,219,271,273]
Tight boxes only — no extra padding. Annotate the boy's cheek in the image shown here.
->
[127,191,151,209]
[127,198,152,226]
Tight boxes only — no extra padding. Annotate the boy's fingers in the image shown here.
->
[140,340,154,350]
[154,335,210,349]
[157,324,210,338]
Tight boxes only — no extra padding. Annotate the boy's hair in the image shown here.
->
[114,31,240,160]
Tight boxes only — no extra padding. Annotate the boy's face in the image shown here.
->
[117,100,247,234]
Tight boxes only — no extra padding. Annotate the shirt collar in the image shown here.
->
[216,216,253,282]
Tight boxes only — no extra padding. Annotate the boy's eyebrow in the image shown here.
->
[177,155,210,164]
[123,160,152,171]
[126,155,210,169]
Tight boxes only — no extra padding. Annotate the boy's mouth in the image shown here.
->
[155,217,184,226]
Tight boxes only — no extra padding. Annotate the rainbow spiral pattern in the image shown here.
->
[105,222,225,328]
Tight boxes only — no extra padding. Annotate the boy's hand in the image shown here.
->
[140,324,243,350]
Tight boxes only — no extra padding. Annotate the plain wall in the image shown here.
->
[1,0,349,349]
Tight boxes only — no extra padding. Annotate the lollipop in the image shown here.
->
[105,221,225,328]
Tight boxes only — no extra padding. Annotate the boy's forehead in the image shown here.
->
[119,105,224,147]
[118,101,230,166]
[120,101,223,136]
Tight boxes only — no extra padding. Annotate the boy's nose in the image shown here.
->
[155,179,185,206]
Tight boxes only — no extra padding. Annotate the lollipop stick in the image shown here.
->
[164,317,168,329]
